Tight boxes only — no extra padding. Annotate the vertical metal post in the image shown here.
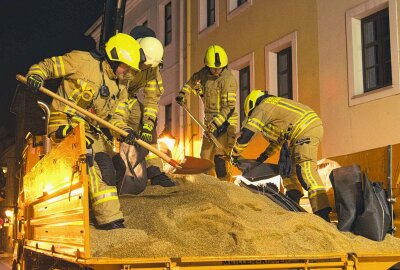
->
[387,145,396,234]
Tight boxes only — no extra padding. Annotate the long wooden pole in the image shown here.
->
[16,74,181,169]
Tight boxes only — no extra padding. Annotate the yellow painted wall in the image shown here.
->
[188,0,321,159]
[318,0,400,157]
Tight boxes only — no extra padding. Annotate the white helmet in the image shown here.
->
[137,37,164,68]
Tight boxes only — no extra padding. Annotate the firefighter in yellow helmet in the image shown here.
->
[26,33,145,230]
[111,27,175,187]
[230,90,331,222]
[176,45,238,181]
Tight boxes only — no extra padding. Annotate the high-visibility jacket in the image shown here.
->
[179,67,238,128]
[27,50,128,137]
[122,66,164,127]
[232,96,322,157]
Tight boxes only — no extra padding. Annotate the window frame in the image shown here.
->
[198,0,219,38]
[227,0,252,21]
[265,31,298,101]
[346,0,399,106]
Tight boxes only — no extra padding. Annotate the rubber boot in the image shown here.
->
[314,207,332,222]
[147,166,176,187]
[286,189,303,204]
[97,219,125,230]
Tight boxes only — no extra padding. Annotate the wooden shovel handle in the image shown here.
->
[16,74,181,168]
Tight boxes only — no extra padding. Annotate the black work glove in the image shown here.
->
[256,152,268,163]
[140,123,153,144]
[124,129,139,145]
[27,74,44,93]
[54,125,73,140]
[175,93,186,105]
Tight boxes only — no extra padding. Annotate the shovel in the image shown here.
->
[180,103,230,156]
[17,74,212,174]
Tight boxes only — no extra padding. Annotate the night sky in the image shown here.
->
[0,0,103,135]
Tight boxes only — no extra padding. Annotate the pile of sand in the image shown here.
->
[90,174,400,258]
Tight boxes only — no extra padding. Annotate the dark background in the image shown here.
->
[0,0,103,144]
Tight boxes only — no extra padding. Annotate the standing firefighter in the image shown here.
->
[176,45,238,181]
[26,33,144,230]
[111,26,175,187]
[230,90,332,222]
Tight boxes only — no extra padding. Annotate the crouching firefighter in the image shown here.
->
[175,45,238,181]
[110,27,175,187]
[26,33,145,229]
[230,90,332,222]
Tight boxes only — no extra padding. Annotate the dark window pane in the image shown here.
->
[239,66,250,126]
[362,8,391,92]
[207,0,215,27]
[165,2,172,45]
[142,20,148,27]
[277,47,292,99]
[238,0,247,7]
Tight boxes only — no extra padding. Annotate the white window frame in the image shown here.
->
[158,0,174,48]
[346,0,399,106]
[227,0,253,21]
[265,31,298,101]
[198,0,220,39]
[229,52,255,132]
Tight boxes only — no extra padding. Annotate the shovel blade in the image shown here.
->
[173,156,213,174]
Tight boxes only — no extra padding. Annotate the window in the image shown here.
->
[142,20,148,27]
[165,104,172,132]
[227,0,252,21]
[346,0,399,106]
[164,2,172,45]
[237,0,247,7]
[265,32,298,101]
[239,66,250,126]
[207,0,216,27]
[362,9,391,92]
[277,47,293,99]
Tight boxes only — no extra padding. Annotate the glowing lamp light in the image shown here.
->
[158,130,176,153]
[5,210,12,217]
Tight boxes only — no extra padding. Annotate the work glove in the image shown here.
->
[54,125,73,140]
[140,123,154,144]
[256,152,268,163]
[175,92,186,105]
[27,74,44,93]
[85,136,94,149]
[124,128,139,145]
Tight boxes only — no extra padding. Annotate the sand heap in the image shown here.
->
[90,174,400,258]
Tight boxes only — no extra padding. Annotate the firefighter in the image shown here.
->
[230,90,332,222]
[111,27,175,187]
[26,33,144,230]
[175,45,238,181]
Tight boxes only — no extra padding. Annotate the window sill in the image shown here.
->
[227,1,252,21]
[198,23,218,39]
[349,84,400,106]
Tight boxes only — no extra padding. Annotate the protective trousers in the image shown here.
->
[87,133,123,225]
[283,124,330,213]
[201,125,236,180]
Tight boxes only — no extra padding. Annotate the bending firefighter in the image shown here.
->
[176,45,238,181]
[230,90,332,221]
[26,33,144,230]
[111,26,175,187]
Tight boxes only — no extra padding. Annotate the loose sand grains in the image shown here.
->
[90,174,400,258]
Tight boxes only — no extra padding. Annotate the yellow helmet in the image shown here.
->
[204,45,228,68]
[105,33,145,71]
[244,90,268,117]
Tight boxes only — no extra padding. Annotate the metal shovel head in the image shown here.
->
[237,159,279,181]
[118,142,149,195]
[174,156,213,174]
